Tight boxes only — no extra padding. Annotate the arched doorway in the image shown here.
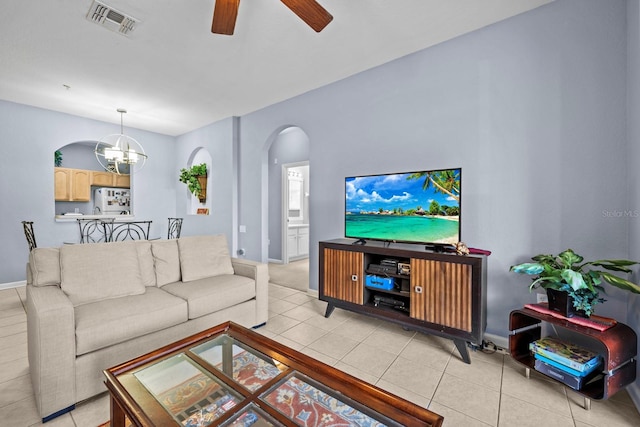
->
[265,126,310,291]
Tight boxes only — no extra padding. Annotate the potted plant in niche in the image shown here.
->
[179,163,208,203]
[510,249,640,317]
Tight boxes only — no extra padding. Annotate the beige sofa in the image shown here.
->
[26,234,268,422]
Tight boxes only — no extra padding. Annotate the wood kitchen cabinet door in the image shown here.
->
[322,248,364,305]
[72,169,91,201]
[91,171,113,186]
[54,167,91,201]
[91,171,130,188]
[114,174,130,188]
[54,168,72,201]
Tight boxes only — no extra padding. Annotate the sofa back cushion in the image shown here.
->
[60,241,146,306]
[151,239,181,286]
[29,247,61,287]
[135,240,157,287]
[178,235,234,282]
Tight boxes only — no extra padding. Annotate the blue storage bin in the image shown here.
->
[365,274,395,290]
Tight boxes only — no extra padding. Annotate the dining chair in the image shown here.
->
[77,218,114,243]
[22,221,37,252]
[107,221,152,242]
[167,218,183,239]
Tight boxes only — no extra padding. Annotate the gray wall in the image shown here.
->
[0,101,176,283]
[237,0,632,337]
[174,116,237,244]
[627,0,640,407]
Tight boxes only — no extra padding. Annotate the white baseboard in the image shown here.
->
[307,289,319,298]
[0,280,26,291]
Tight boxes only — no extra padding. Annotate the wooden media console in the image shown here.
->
[319,239,487,363]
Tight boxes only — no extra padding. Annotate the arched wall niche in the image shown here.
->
[183,147,213,215]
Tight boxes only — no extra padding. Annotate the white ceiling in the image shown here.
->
[0,0,551,136]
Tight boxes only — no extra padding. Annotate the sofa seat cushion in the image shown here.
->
[75,287,188,356]
[162,275,255,319]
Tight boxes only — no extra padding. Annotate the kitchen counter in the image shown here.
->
[55,214,135,222]
[288,223,309,229]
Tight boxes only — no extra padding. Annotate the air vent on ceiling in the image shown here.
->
[86,0,138,36]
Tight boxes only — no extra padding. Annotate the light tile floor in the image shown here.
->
[1,284,640,426]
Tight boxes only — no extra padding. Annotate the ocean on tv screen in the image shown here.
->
[345,170,460,244]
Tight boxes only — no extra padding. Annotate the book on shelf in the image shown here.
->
[533,353,601,377]
[534,358,603,391]
[529,336,601,373]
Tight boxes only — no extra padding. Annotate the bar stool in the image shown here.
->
[22,221,37,252]
[77,218,114,243]
[168,218,183,239]
[108,221,152,242]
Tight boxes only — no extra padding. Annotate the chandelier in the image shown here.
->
[94,109,147,175]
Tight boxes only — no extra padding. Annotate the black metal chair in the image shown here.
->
[106,221,152,242]
[167,218,183,239]
[22,221,37,252]
[78,218,114,243]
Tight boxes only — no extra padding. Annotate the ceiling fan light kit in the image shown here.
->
[211,0,333,36]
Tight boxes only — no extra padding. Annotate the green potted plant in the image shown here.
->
[510,249,640,317]
[54,150,63,167]
[178,163,208,203]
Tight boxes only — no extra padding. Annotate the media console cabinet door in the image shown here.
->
[410,259,473,332]
[322,248,364,305]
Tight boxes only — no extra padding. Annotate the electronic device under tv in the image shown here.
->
[345,168,461,247]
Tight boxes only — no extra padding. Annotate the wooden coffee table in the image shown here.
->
[104,321,443,426]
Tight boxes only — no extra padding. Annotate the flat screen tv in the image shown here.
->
[345,168,461,245]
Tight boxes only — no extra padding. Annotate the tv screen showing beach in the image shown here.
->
[345,168,461,244]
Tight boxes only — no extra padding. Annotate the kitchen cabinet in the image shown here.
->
[55,168,130,201]
[114,174,130,188]
[54,167,90,201]
[287,225,309,259]
[91,171,130,188]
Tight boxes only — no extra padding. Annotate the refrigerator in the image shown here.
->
[94,188,130,214]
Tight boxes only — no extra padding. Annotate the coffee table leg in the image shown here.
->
[110,395,127,427]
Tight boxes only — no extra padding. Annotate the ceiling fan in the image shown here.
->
[211,0,333,35]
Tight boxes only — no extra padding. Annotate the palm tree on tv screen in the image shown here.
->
[407,170,460,202]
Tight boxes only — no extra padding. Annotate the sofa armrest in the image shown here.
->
[231,258,268,325]
[26,262,32,286]
[27,284,76,420]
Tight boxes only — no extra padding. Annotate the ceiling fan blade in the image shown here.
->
[280,0,333,32]
[211,0,240,35]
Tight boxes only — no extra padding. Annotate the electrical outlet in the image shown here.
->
[536,293,548,303]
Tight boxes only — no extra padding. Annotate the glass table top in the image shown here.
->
[190,334,287,392]
[106,323,443,427]
[134,353,243,426]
